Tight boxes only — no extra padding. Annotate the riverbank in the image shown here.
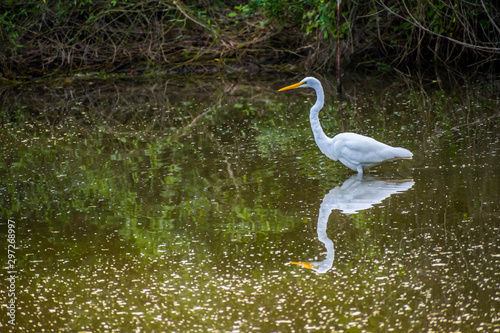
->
[2,1,499,80]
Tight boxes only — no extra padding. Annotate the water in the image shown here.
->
[1,73,499,332]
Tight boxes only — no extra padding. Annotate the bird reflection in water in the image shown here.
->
[291,175,414,273]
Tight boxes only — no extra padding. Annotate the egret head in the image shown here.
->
[278,77,321,92]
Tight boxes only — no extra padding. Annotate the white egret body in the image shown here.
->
[279,77,413,175]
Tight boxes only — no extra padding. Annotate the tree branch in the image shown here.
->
[380,0,500,54]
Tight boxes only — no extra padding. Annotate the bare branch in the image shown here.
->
[380,0,500,54]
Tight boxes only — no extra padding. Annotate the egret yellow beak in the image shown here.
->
[290,261,316,269]
[278,81,305,91]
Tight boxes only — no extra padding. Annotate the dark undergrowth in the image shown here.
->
[1,0,499,80]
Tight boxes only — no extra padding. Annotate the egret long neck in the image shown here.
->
[309,87,330,143]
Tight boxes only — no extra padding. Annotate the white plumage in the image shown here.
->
[279,77,413,176]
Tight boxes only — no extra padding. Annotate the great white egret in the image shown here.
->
[279,77,413,176]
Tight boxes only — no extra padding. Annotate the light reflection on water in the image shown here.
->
[0,74,499,332]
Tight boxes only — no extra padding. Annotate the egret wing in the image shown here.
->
[333,133,410,167]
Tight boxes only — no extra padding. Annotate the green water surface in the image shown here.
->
[1,73,499,332]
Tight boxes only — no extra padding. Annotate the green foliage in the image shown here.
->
[1,0,499,77]
[248,0,338,36]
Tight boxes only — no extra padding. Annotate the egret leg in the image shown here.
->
[356,165,364,179]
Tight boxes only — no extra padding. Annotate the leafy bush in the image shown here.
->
[0,0,499,77]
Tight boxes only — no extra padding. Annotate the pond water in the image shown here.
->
[1,72,499,332]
